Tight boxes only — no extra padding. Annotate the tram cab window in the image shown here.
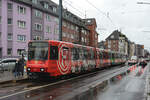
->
[50,46,58,60]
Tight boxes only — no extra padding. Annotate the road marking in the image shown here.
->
[0,66,128,100]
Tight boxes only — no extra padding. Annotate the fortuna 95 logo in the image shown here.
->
[57,43,71,74]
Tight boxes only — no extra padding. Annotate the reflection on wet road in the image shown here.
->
[97,66,147,100]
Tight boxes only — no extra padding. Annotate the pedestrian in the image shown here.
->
[13,58,19,78]
[18,54,25,77]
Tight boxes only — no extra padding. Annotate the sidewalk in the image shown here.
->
[144,63,150,100]
[0,71,27,84]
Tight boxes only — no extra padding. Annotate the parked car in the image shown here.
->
[128,56,138,66]
[0,58,17,72]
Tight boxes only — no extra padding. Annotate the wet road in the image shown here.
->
[97,65,147,100]
[0,65,130,100]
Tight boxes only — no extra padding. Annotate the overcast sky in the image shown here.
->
[53,0,150,51]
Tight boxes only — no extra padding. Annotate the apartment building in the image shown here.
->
[0,0,31,58]
[0,0,93,58]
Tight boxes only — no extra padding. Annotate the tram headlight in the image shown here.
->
[27,68,31,71]
[40,68,44,72]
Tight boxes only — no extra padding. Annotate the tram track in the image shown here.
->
[0,65,124,89]
[0,64,131,100]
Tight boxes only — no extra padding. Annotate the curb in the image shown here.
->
[0,78,28,84]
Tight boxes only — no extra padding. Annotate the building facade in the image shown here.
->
[105,30,128,55]
[135,44,144,58]
[0,0,95,58]
[84,18,98,47]
[0,0,31,58]
[128,42,136,59]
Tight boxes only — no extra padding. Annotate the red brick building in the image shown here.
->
[84,18,98,47]
[105,30,128,55]
[61,10,90,46]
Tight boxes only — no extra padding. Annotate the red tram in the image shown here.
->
[27,40,127,78]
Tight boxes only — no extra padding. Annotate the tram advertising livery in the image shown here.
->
[27,40,127,79]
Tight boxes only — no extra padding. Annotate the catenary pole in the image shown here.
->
[59,0,62,41]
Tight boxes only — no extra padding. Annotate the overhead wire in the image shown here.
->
[85,0,117,28]
[63,0,85,18]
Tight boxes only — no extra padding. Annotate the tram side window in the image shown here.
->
[79,48,83,60]
[50,46,58,60]
[71,48,79,60]
[99,52,103,59]
[115,53,117,59]
[83,48,88,60]
[109,53,112,59]
[96,51,99,59]
[112,53,115,59]
[103,52,106,59]
[91,50,94,60]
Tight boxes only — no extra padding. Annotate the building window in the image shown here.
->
[33,36,42,40]
[81,29,85,33]
[17,49,25,56]
[44,3,49,9]
[7,48,12,56]
[71,34,74,39]
[53,7,57,12]
[18,6,26,14]
[0,32,1,40]
[81,37,84,42]
[46,26,51,33]
[54,28,59,34]
[17,20,26,28]
[32,0,37,4]
[35,10,42,18]
[17,35,26,42]
[8,18,12,25]
[54,18,59,24]
[7,33,12,40]
[76,26,79,32]
[71,25,74,30]
[62,32,66,37]
[63,21,66,27]
[8,3,13,11]
[46,14,51,21]
[35,23,42,31]
[0,0,1,8]
[0,16,1,24]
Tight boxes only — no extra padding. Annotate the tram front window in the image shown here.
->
[28,42,48,60]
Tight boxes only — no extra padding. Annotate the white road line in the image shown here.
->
[0,66,127,100]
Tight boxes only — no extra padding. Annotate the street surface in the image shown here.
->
[97,65,147,100]
[0,64,148,100]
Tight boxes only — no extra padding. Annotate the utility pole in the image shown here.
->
[59,0,62,41]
